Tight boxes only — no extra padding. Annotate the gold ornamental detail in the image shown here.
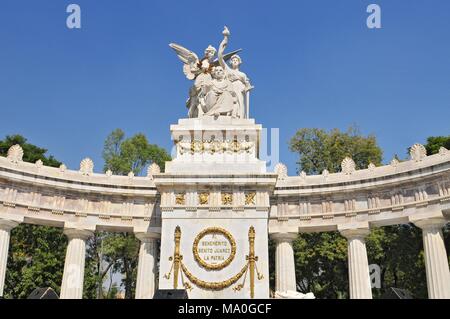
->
[221,192,233,205]
[178,139,254,155]
[192,227,236,270]
[175,193,185,205]
[180,262,248,291]
[165,226,264,298]
[198,192,209,205]
[245,192,256,205]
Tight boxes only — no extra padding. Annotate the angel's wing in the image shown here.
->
[169,43,200,80]
[212,48,243,66]
[169,43,199,64]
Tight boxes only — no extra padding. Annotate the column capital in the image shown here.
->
[135,232,160,242]
[63,228,94,240]
[340,228,371,240]
[271,232,297,243]
[412,217,447,231]
[0,219,20,232]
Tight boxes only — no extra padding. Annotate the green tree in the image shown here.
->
[279,126,385,298]
[289,126,383,174]
[366,225,427,298]
[293,232,349,299]
[103,128,171,174]
[87,129,171,298]
[84,233,120,299]
[284,126,435,299]
[1,135,67,299]
[424,135,450,155]
[0,135,61,167]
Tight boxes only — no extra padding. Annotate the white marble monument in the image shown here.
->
[158,27,272,298]
[0,28,448,300]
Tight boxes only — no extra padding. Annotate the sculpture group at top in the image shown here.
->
[170,27,253,119]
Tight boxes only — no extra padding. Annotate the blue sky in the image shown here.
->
[0,0,449,175]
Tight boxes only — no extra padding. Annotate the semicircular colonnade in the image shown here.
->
[0,143,449,299]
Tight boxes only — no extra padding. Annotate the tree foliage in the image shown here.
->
[281,127,449,299]
[289,126,382,174]
[85,129,171,298]
[293,232,349,299]
[103,129,171,175]
[424,135,450,155]
[366,225,428,298]
[84,232,139,299]
[0,135,61,167]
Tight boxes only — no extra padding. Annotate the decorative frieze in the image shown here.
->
[391,192,404,209]
[122,202,134,219]
[198,192,209,206]
[277,201,289,221]
[76,199,89,217]
[321,201,333,214]
[54,196,66,212]
[51,210,64,216]
[321,201,334,219]
[367,196,380,210]
[438,182,449,197]
[367,195,381,214]
[299,201,311,216]
[344,199,357,217]
[209,190,221,208]
[175,193,186,206]
[177,138,254,155]
[27,206,40,213]
[2,188,17,204]
[245,192,256,206]
[158,188,268,210]
[221,192,233,206]
[161,192,174,207]
[344,199,356,212]
[414,188,428,205]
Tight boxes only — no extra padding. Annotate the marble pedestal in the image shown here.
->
[158,211,270,299]
[166,116,266,174]
[155,116,275,299]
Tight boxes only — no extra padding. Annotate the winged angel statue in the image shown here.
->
[169,27,253,119]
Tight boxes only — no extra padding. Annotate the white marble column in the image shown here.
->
[340,228,372,299]
[135,233,159,299]
[272,233,297,293]
[0,220,19,297]
[60,228,93,299]
[413,218,450,299]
